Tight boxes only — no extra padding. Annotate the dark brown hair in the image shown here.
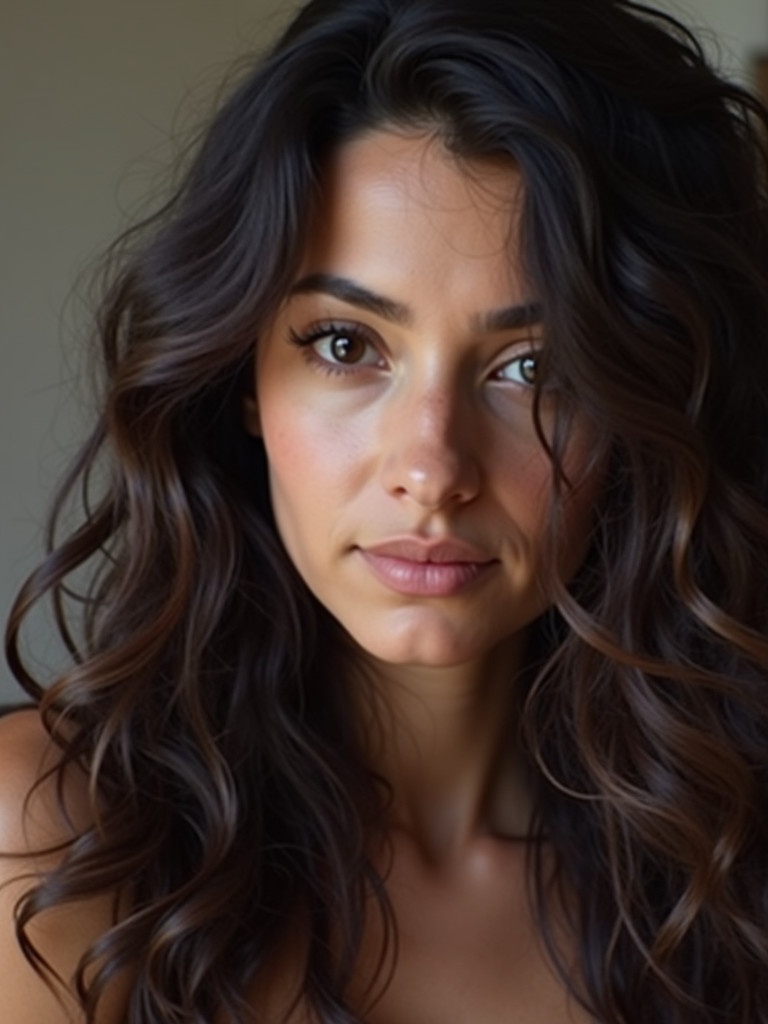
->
[6,0,768,1021]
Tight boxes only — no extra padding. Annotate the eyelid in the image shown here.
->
[288,320,387,372]
[490,343,542,387]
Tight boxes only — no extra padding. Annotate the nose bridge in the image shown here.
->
[381,361,480,509]
[410,369,455,440]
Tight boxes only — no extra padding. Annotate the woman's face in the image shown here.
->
[246,130,598,669]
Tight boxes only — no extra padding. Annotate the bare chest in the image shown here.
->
[248,839,593,1024]
[347,840,592,1024]
[247,839,593,1024]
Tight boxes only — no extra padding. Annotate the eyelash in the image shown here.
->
[288,322,383,376]
[288,322,540,387]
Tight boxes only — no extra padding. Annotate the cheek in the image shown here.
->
[495,445,553,526]
[555,441,604,575]
[495,428,600,573]
[261,415,325,522]
[261,415,329,566]
[258,396,372,530]
[560,483,599,570]
[260,385,332,470]
[262,418,313,477]
[259,366,382,476]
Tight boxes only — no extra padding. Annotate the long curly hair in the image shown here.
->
[5,0,768,1021]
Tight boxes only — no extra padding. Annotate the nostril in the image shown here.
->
[382,445,481,510]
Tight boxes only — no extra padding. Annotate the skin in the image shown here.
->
[244,129,600,1020]
[0,710,131,1024]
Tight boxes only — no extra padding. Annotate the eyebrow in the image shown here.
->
[288,273,542,333]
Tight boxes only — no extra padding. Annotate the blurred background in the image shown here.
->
[2,0,767,701]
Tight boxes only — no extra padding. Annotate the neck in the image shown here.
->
[352,635,534,862]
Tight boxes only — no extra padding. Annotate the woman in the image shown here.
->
[3,0,768,1021]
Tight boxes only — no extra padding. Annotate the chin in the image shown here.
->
[344,617,516,671]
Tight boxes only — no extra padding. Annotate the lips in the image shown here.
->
[357,537,497,596]
[362,537,494,564]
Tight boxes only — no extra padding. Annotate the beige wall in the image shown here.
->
[1,0,766,701]
[0,0,293,700]
[658,0,768,81]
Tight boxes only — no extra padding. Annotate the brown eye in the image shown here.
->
[329,333,366,363]
[313,328,382,367]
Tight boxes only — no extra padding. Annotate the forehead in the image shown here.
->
[298,129,530,308]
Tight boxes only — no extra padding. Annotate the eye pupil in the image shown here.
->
[331,334,362,362]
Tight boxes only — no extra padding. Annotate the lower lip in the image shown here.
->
[358,551,496,597]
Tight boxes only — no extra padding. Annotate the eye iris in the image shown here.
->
[520,356,537,384]
[330,333,363,363]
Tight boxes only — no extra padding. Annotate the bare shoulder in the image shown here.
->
[0,707,94,854]
[0,705,55,779]
[0,708,126,1024]
[0,708,69,848]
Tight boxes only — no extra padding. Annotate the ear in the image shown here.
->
[242,393,261,437]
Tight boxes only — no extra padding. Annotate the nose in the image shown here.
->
[380,380,481,511]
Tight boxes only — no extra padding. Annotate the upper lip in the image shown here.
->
[361,537,495,564]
